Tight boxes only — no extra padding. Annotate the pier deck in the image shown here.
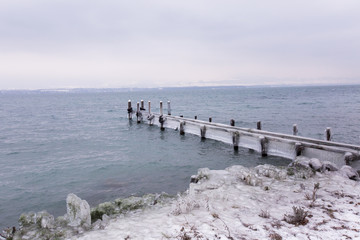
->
[128,100,360,168]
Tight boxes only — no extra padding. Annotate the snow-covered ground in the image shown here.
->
[75,164,360,240]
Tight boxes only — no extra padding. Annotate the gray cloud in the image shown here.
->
[0,0,359,89]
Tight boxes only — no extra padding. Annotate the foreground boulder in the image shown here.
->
[66,193,91,227]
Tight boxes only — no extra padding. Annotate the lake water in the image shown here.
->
[1,85,359,229]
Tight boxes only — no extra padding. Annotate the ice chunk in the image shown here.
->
[66,193,91,227]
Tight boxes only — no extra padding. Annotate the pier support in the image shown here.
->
[293,124,298,136]
[259,135,267,157]
[127,100,133,119]
[159,101,165,131]
[257,121,262,130]
[295,142,303,157]
[200,125,206,139]
[167,101,171,115]
[179,121,185,135]
[147,101,154,125]
[140,100,145,111]
[325,128,332,141]
[136,102,142,123]
[232,131,240,151]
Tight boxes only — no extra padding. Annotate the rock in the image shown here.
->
[18,212,36,228]
[339,165,359,180]
[190,175,198,183]
[244,174,262,186]
[309,158,322,171]
[66,193,91,227]
[321,161,338,172]
[255,164,287,180]
[287,157,315,179]
[39,212,55,229]
[290,157,311,169]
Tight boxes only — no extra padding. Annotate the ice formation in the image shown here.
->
[3,157,360,240]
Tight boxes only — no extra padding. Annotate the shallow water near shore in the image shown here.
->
[1,85,360,229]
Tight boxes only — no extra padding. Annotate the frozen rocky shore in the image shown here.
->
[2,157,360,240]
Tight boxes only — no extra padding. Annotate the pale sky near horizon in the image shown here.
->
[0,0,359,89]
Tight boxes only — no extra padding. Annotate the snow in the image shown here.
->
[74,164,360,240]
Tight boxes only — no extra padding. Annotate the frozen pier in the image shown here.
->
[127,100,360,168]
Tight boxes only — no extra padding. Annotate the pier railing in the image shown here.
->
[127,100,360,167]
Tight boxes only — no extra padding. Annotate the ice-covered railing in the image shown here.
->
[127,100,360,168]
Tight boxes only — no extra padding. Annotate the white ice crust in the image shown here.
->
[75,165,360,240]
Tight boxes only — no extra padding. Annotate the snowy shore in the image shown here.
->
[3,158,360,240]
[76,162,360,240]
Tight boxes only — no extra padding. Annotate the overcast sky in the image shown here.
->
[0,0,359,89]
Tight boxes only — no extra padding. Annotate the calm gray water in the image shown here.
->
[1,85,360,229]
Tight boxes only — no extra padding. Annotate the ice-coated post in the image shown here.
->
[179,121,185,135]
[136,102,140,123]
[148,101,151,114]
[325,127,331,141]
[194,116,197,120]
[209,117,212,123]
[127,100,132,119]
[257,121,262,130]
[140,100,145,111]
[232,131,240,151]
[200,125,206,139]
[167,101,171,115]
[259,135,267,157]
[295,142,303,156]
[230,119,235,126]
[160,101,163,115]
[293,124,298,136]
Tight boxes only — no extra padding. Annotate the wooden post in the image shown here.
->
[293,124,298,136]
[194,116,197,120]
[295,142,303,157]
[200,125,206,139]
[159,101,165,131]
[147,101,154,125]
[140,100,145,111]
[179,121,185,135]
[230,119,235,126]
[209,117,212,123]
[325,127,331,141]
[257,121,261,130]
[232,131,240,151]
[127,100,133,119]
[160,101,163,115]
[167,101,171,115]
[180,115,183,118]
[259,135,267,157]
[136,102,141,123]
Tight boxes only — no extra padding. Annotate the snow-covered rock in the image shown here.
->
[321,161,339,172]
[66,193,91,227]
[255,164,287,180]
[288,157,315,179]
[339,165,359,180]
[309,158,322,171]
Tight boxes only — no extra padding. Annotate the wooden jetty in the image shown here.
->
[127,100,360,167]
